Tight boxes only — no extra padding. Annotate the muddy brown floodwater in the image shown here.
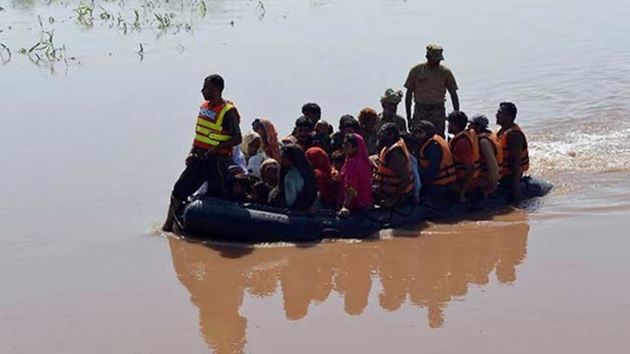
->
[1,0,630,353]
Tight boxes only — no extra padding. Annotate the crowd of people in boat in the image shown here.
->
[161,45,530,231]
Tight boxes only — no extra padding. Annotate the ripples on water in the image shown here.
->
[3,1,630,353]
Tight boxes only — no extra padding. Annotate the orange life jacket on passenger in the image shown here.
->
[478,130,503,179]
[374,138,414,197]
[497,124,529,177]
[418,135,457,185]
[192,100,236,155]
[449,129,481,180]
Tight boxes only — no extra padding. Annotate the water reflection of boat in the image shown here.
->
[177,177,549,242]
[168,214,530,353]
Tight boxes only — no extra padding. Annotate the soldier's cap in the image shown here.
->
[469,114,489,129]
[426,44,444,59]
[380,88,403,104]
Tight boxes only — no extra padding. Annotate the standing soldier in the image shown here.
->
[404,44,459,137]
[162,74,242,232]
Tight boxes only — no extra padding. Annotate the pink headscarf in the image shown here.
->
[340,134,374,209]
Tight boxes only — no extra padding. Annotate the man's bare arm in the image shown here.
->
[448,87,459,111]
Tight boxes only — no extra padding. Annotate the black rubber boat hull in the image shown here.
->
[177,177,552,242]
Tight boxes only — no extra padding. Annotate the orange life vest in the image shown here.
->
[418,135,456,185]
[478,130,503,179]
[498,124,529,177]
[449,129,481,180]
[192,100,236,155]
[374,138,414,197]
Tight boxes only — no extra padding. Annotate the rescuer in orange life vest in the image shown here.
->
[161,74,242,232]
[373,123,415,207]
[468,114,502,199]
[411,120,456,199]
[447,111,481,202]
[496,101,529,201]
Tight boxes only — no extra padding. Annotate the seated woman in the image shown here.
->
[241,131,265,177]
[338,134,374,217]
[305,147,339,208]
[227,174,251,203]
[252,117,281,161]
[252,159,279,204]
[270,145,318,210]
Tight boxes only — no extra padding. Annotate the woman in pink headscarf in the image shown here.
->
[338,133,374,217]
[252,117,281,161]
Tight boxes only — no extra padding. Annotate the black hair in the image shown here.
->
[252,118,263,131]
[379,122,401,140]
[413,120,437,138]
[499,102,518,119]
[330,131,344,153]
[402,133,420,156]
[344,133,359,148]
[227,174,251,202]
[339,114,361,132]
[295,116,314,130]
[204,74,225,91]
[301,103,321,118]
[447,111,468,130]
[311,133,332,154]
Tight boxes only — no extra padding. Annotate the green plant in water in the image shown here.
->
[75,1,95,27]
[199,0,207,17]
[0,43,11,64]
[132,9,141,29]
[154,12,174,30]
[99,6,112,21]
[26,15,67,65]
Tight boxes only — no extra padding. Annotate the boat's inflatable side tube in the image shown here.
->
[179,177,553,242]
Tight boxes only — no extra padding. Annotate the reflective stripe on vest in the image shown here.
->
[449,129,481,180]
[374,139,414,196]
[418,135,457,185]
[498,124,529,176]
[478,131,503,179]
[192,101,235,152]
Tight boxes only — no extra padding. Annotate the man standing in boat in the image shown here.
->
[404,44,459,137]
[162,74,242,232]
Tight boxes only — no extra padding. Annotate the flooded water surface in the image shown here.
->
[2,0,630,353]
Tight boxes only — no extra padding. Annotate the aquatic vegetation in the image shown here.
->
[26,16,67,63]
[16,15,76,74]
[0,43,11,64]
[256,0,266,20]
[137,42,144,61]
[1,0,264,71]
[75,1,95,27]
